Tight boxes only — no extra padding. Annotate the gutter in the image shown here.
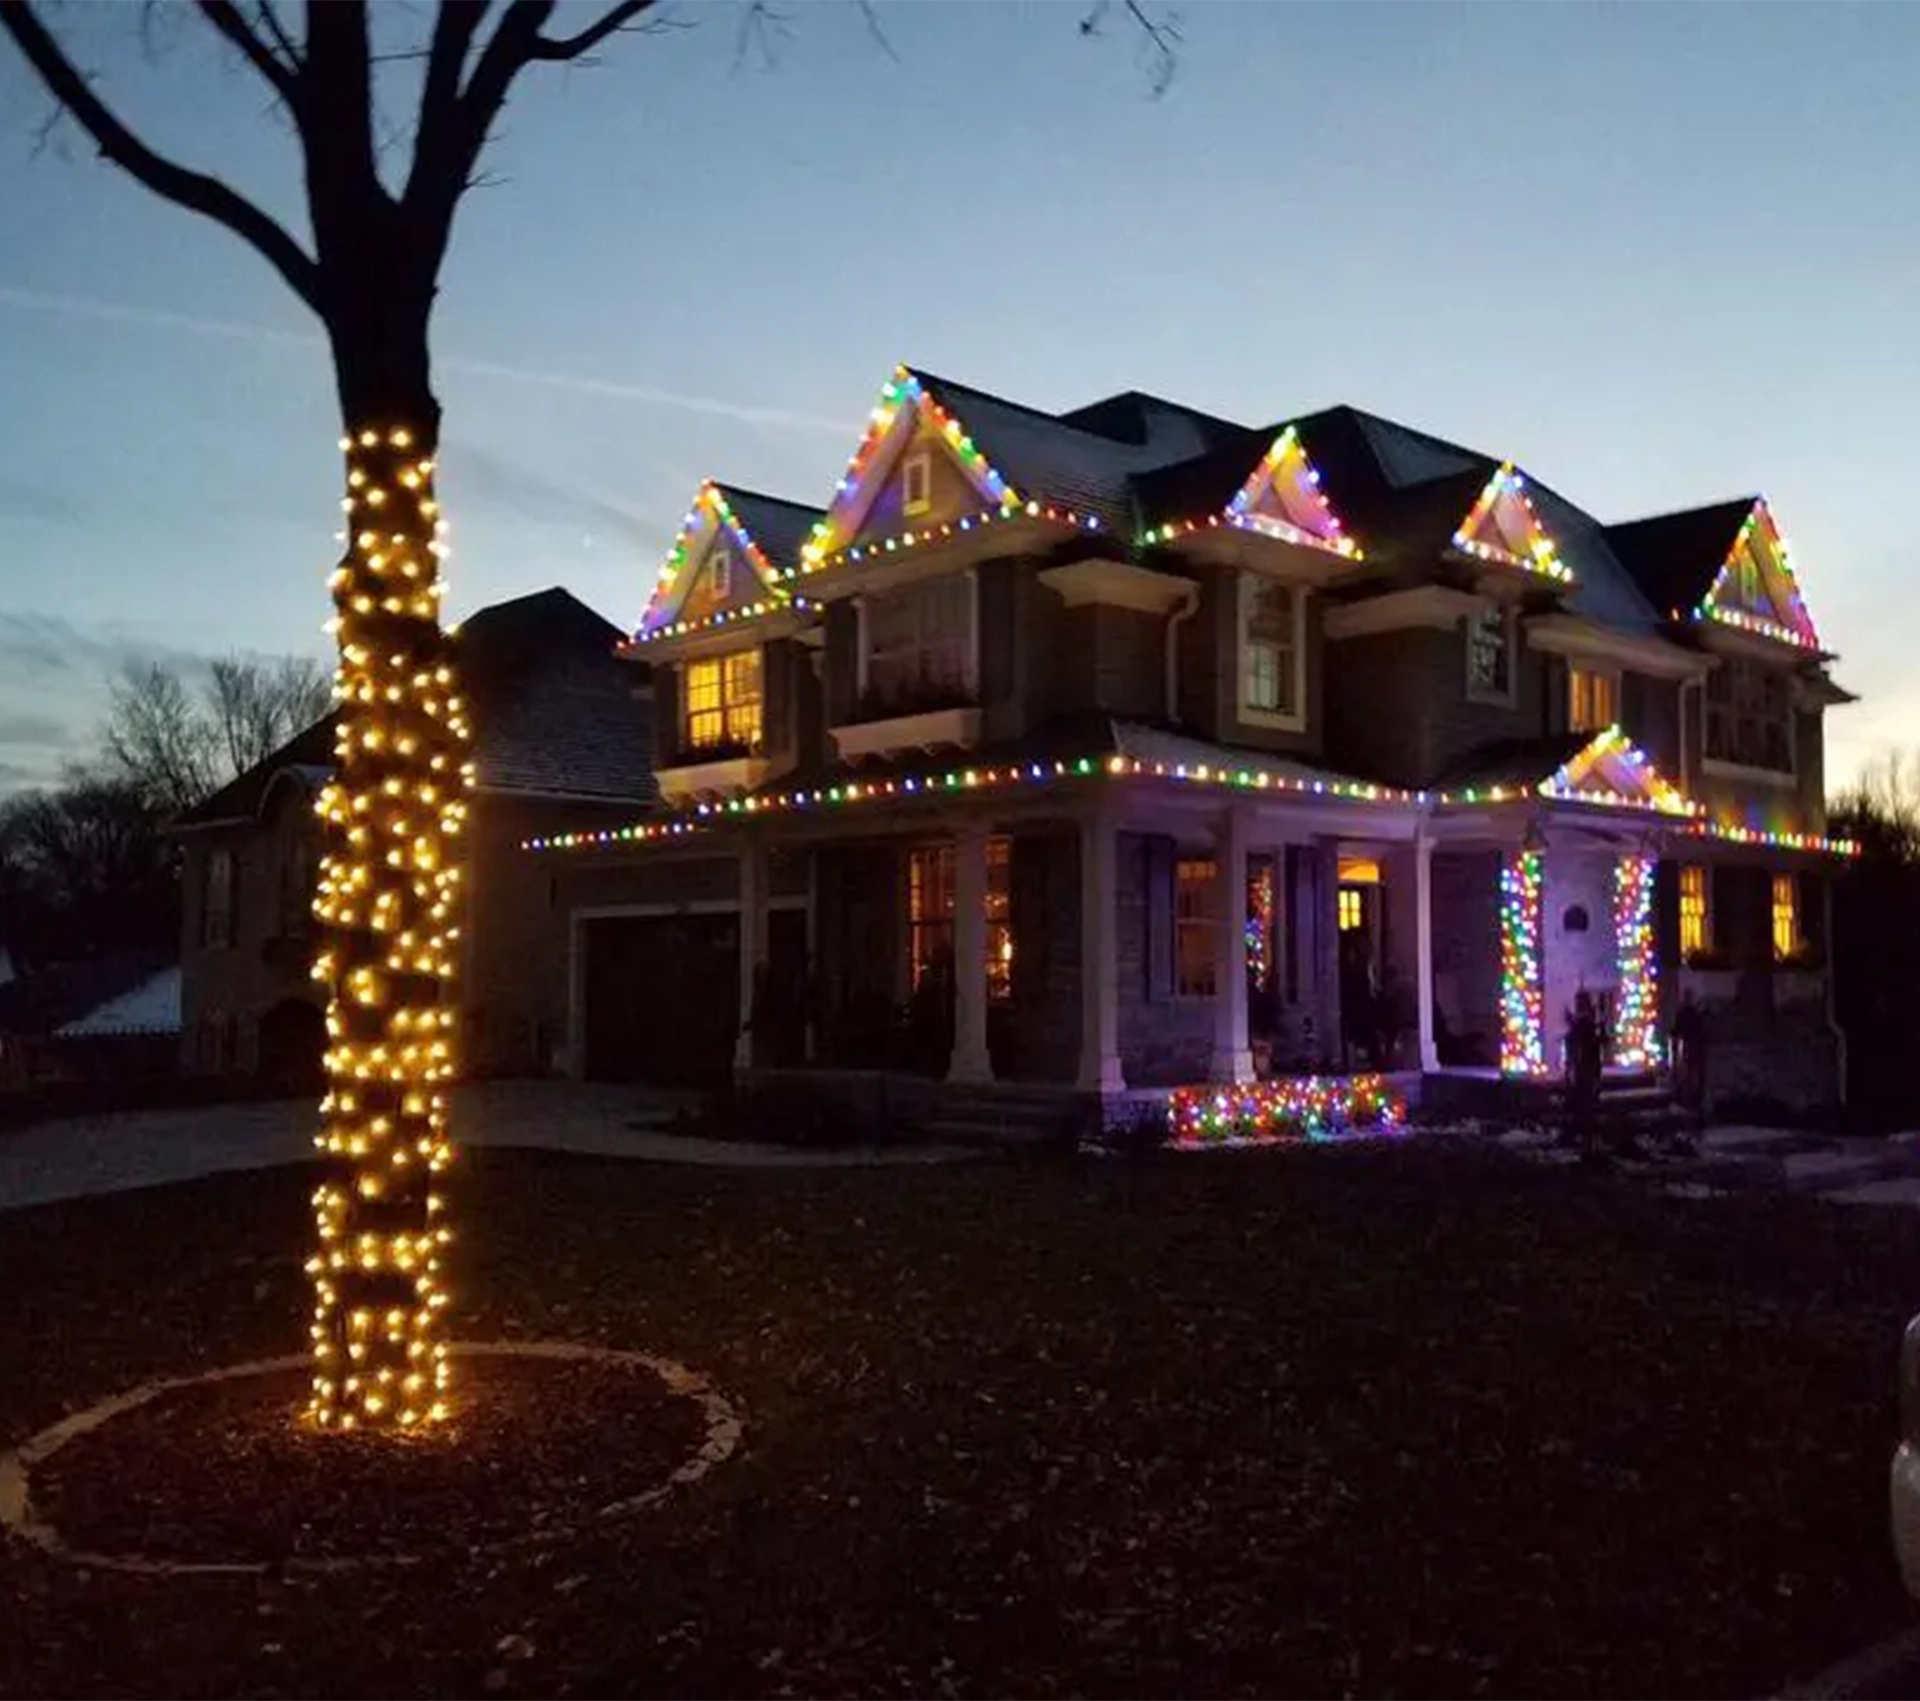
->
[1164,582,1201,725]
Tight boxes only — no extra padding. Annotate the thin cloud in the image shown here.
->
[0,282,847,435]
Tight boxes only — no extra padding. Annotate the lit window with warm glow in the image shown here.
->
[1338,887,1364,932]
[1175,856,1218,997]
[1772,873,1801,961]
[908,837,1012,999]
[1569,666,1618,734]
[684,648,762,750]
[1680,864,1711,957]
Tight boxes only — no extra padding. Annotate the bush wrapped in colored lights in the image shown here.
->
[1167,1075,1408,1149]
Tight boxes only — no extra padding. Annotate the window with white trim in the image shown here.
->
[1568,665,1618,734]
[683,648,762,751]
[863,575,974,713]
[907,838,1013,1001]
[1240,578,1303,726]
[1465,604,1514,702]
[1705,657,1793,773]
[902,450,933,518]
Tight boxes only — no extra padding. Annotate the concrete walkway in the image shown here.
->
[0,1081,974,1214]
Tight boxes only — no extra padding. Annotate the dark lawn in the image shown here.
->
[1,1141,1917,1699]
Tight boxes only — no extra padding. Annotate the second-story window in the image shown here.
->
[864,576,974,714]
[1705,657,1793,773]
[902,450,933,517]
[1569,665,1618,734]
[684,648,762,751]
[1465,605,1514,702]
[1241,579,1303,726]
[203,848,236,948]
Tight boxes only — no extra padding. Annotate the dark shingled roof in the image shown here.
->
[714,484,823,575]
[175,587,654,828]
[1427,734,1593,795]
[1605,498,1754,621]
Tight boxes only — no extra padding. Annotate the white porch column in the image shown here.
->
[948,823,994,1084]
[734,833,770,1072]
[1415,821,1439,1072]
[1078,807,1124,1092]
[1210,805,1255,1083]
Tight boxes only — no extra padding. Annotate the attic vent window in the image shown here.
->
[709,543,731,601]
[902,451,932,518]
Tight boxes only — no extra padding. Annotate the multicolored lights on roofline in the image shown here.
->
[1143,424,1364,558]
[1452,463,1574,584]
[790,501,1102,578]
[631,482,808,645]
[1539,726,1697,817]
[521,735,1860,857]
[1693,500,1822,652]
[800,366,1018,572]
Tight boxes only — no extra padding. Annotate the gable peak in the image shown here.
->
[1452,463,1574,584]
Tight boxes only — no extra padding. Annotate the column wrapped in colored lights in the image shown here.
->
[307,423,469,1432]
[1245,859,1276,993]
[1498,847,1547,1076]
[1611,854,1660,1069]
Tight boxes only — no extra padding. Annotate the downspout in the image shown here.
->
[1164,582,1201,726]
[1823,866,1848,1116]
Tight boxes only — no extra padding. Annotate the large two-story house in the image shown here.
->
[526,365,1855,1129]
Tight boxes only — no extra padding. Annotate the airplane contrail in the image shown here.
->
[0,282,848,435]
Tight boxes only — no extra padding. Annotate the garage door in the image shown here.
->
[581,913,739,1087]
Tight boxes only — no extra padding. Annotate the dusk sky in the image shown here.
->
[1,0,1914,794]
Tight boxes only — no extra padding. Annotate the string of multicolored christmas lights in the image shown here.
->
[1610,854,1660,1068]
[1246,860,1276,993]
[1142,425,1364,558]
[1452,463,1575,584]
[791,499,1103,578]
[630,482,810,645]
[1498,847,1548,1076]
[1693,501,1821,652]
[1539,726,1696,817]
[1167,1074,1407,1148]
[800,367,1019,572]
[308,424,468,1432]
[521,732,1862,857]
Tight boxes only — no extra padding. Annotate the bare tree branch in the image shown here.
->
[254,0,298,67]
[1080,0,1182,97]
[851,0,898,64]
[0,0,320,309]
[528,0,659,61]
[194,0,298,103]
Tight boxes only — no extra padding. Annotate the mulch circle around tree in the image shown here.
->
[15,1344,735,1574]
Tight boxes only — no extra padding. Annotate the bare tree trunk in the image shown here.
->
[307,308,470,1431]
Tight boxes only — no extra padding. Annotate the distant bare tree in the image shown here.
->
[103,654,331,815]
[1832,750,1920,860]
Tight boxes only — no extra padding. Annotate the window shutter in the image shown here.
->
[654,666,680,765]
[762,641,790,757]
[1799,869,1826,962]
[1010,833,1047,1005]
[1654,860,1680,969]
[1144,835,1174,1000]
[227,850,241,946]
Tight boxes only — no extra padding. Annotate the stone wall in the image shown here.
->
[1541,846,1621,1069]
[1429,848,1501,1066]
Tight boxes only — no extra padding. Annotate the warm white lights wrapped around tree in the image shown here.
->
[306,424,471,1432]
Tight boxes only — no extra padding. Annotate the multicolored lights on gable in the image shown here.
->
[1694,500,1822,652]
[1167,1075,1407,1149]
[1144,425,1363,558]
[798,366,1021,573]
[1539,727,1697,818]
[1611,855,1660,1069]
[1452,463,1574,584]
[632,481,804,645]
[1498,847,1548,1077]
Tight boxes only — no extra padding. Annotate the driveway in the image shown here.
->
[0,1081,971,1213]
